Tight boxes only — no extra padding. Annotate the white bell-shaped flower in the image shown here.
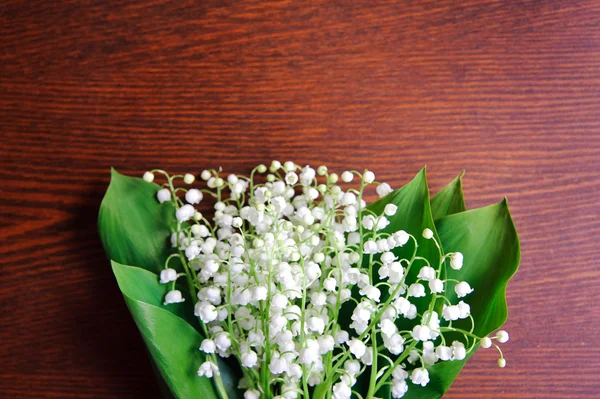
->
[185,189,203,204]
[410,368,430,387]
[176,204,195,223]
[376,182,393,197]
[197,361,220,378]
[450,252,464,270]
[163,290,185,305]
[157,188,171,203]
[455,281,474,298]
[159,268,178,284]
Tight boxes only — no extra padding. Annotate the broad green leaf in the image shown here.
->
[98,168,175,274]
[402,199,520,398]
[111,260,218,399]
[112,260,243,399]
[431,172,466,220]
[367,167,442,279]
[148,351,177,399]
[439,199,520,335]
[124,297,217,399]
[111,261,199,329]
[100,171,244,399]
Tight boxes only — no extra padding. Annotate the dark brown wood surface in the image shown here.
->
[1,1,599,398]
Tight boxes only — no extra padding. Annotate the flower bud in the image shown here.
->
[270,160,281,171]
[422,228,434,239]
[201,170,211,180]
[496,330,510,343]
[183,173,195,184]
[341,171,353,182]
[143,171,154,182]
[363,170,375,183]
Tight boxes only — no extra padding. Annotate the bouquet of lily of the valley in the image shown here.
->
[98,162,519,399]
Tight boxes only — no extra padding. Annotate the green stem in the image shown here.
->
[211,359,230,399]
[366,333,378,399]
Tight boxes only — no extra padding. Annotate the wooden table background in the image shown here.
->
[1,1,599,398]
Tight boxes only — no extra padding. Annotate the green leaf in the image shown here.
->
[111,261,218,399]
[98,168,175,274]
[431,172,466,220]
[111,260,199,329]
[100,170,244,398]
[368,167,441,273]
[403,199,520,398]
[439,199,520,335]
[368,168,442,320]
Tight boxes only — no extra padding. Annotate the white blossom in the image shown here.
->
[408,283,426,298]
[393,230,410,246]
[417,266,436,281]
[455,281,474,298]
[333,382,352,399]
[348,339,366,358]
[411,325,431,342]
[241,350,258,368]
[457,301,471,319]
[198,361,220,378]
[450,252,463,270]
[429,278,444,293]
[384,203,398,216]
[452,341,467,360]
[410,368,430,387]
[376,182,393,197]
[159,268,178,284]
[200,339,216,354]
[157,188,171,203]
[391,380,408,398]
[185,189,203,204]
[442,305,460,321]
[436,345,453,361]
[285,172,299,185]
[244,389,260,399]
[163,290,185,305]
[176,204,195,223]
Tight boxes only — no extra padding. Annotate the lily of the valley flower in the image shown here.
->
[144,163,510,399]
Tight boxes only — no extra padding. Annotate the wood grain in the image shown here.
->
[1,0,599,397]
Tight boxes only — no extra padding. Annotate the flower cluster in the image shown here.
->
[143,163,509,399]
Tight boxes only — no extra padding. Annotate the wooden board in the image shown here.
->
[1,1,599,397]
